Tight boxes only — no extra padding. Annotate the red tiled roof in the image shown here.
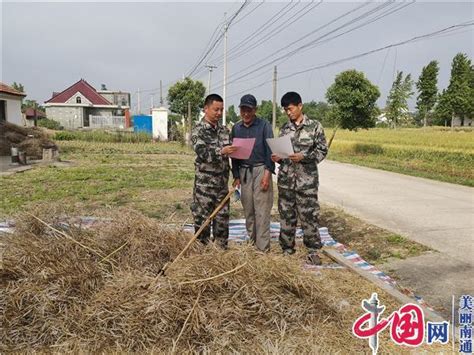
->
[0,82,27,97]
[45,79,111,105]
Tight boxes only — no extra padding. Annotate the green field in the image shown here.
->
[327,127,474,186]
[0,138,433,264]
[0,141,195,218]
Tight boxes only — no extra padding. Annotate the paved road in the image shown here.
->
[318,160,473,264]
[318,160,473,316]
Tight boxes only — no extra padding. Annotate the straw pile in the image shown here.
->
[0,121,57,159]
[2,208,446,353]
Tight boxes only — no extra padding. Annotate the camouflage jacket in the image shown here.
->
[191,119,231,188]
[277,115,328,190]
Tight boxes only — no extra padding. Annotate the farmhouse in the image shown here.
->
[44,79,130,129]
[0,82,26,126]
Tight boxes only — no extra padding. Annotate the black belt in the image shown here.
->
[240,163,264,184]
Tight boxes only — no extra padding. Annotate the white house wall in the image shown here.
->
[46,106,84,129]
[152,108,168,141]
[88,108,113,117]
[3,95,23,125]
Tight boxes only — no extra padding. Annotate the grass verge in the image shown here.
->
[327,128,474,186]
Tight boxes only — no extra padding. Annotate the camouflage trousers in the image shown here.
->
[191,183,229,248]
[278,186,322,252]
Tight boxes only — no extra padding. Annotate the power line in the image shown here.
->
[231,1,265,26]
[224,1,323,65]
[192,1,297,79]
[227,21,474,99]
[137,2,399,100]
[217,1,399,89]
[186,1,250,77]
[215,1,299,62]
[377,47,391,85]
[286,1,414,64]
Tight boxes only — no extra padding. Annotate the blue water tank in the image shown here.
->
[133,115,153,135]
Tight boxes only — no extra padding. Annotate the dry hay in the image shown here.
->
[1,208,451,353]
[0,121,57,158]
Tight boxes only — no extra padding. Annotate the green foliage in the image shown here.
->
[303,101,332,126]
[226,105,239,124]
[416,61,439,126]
[433,53,473,126]
[37,118,63,130]
[326,70,380,130]
[167,114,185,143]
[256,100,273,122]
[255,100,286,127]
[167,77,206,121]
[385,71,414,127]
[11,82,25,93]
[433,89,452,126]
[54,130,151,143]
[21,99,44,111]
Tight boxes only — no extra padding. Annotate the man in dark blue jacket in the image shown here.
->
[231,94,275,252]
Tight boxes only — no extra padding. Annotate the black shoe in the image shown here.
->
[307,252,322,266]
[283,248,296,256]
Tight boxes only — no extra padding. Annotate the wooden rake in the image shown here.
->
[158,187,236,276]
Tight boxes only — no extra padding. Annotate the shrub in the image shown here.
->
[54,130,151,143]
[37,118,63,130]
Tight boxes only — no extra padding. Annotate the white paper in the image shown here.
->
[266,135,294,158]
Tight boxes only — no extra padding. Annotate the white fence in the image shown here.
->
[89,115,125,129]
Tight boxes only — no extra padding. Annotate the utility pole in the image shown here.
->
[222,12,228,126]
[150,94,154,111]
[272,66,277,132]
[205,65,217,95]
[137,88,141,114]
[160,80,163,106]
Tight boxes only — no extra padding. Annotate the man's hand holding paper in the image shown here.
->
[229,137,256,160]
[266,135,294,159]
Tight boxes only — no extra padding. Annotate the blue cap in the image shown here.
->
[239,94,257,108]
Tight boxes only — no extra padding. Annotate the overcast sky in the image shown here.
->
[2,1,473,113]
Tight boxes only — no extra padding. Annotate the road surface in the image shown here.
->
[318,160,473,316]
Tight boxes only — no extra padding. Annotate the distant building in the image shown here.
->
[0,82,26,125]
[452,116,473,127]
[23,107,47,127]
[44,79,130,129]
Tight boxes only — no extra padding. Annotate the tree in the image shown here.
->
[442,53,472,127]
[433,89,452,126]
[303,101,332,126]
[226,105,239,124]
[416,61,439,127]
[11,82,25,93]
[326,70,380,131]
[256,100,286,127]
[256,100,273,122]
[22,99,43,111]
[385,71,414,128]
[167,77,206,120]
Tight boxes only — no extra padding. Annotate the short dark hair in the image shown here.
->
[204,94,223,107]
[281,92,302,107]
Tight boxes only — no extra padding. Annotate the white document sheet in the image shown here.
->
[266,135,294,158]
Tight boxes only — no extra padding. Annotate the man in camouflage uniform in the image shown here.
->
[191,94,237,248]
[272,92,328,265]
